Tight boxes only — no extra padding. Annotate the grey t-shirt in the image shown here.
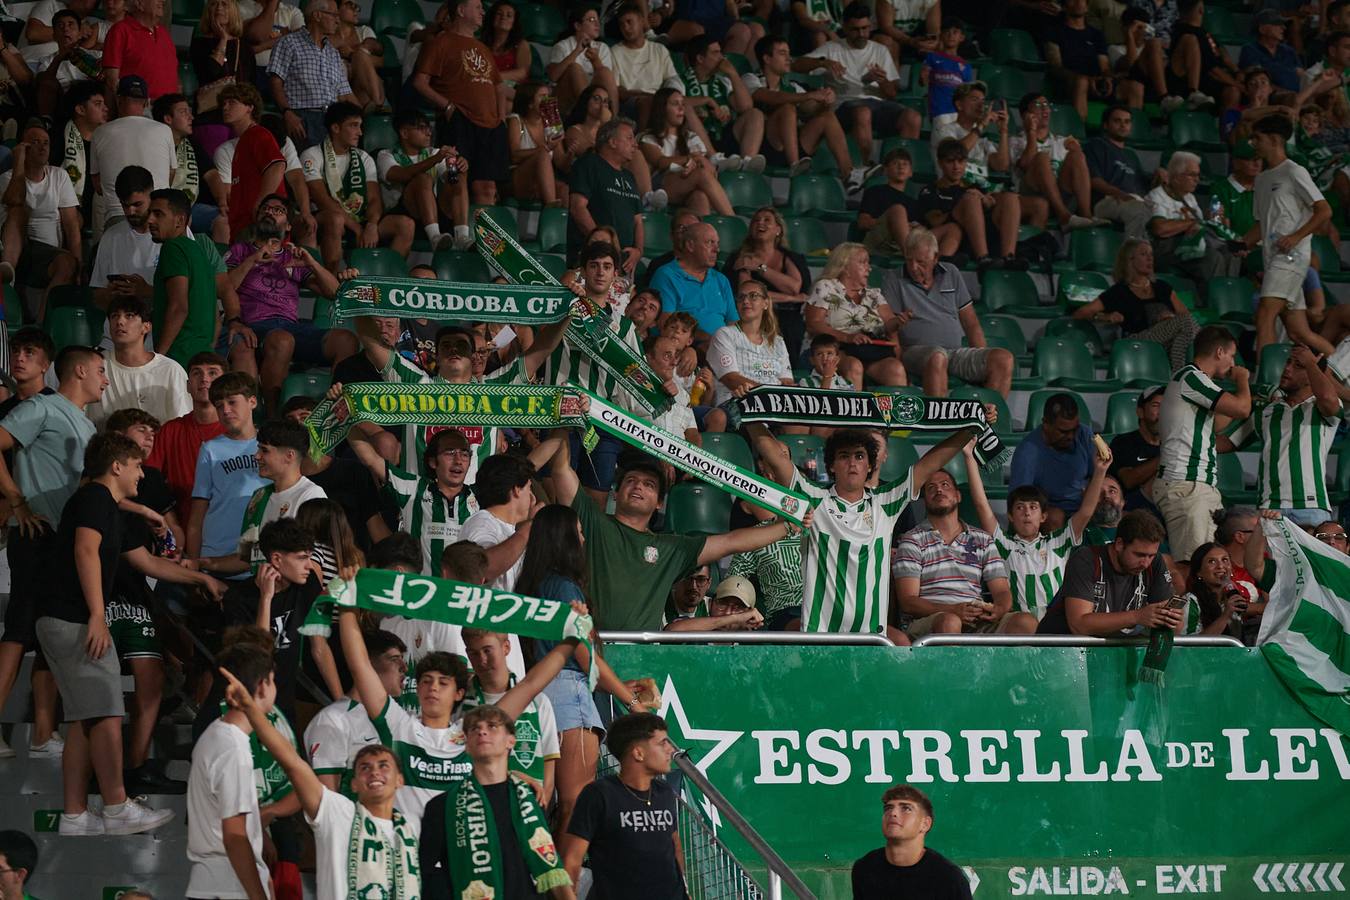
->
[881,263,971,350]
[1038,543,1173,635]
[1,392,96,526]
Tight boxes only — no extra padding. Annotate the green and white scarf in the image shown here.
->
[733,385,1011,470]
[304,382,588,458]
[174,137,199,204]
[324,138,367,220]
[474,209,672,416]
[331,276,575,326]
[69,48,102,80]
[238,483,275,568]
[305,567,599,687]
[62,119,86,200]
[346,802,420,900]
[446,774,569,899]
[468,675,544,781]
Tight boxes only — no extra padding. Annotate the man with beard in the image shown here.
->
[1109,386,1164,514]
[1009,392,1096,530]
[1085,473,1186,587]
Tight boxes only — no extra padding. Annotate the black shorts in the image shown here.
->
[439,114,509,184]
[3,527,57,649]
[837,99,909,134]
[843,343,899,364]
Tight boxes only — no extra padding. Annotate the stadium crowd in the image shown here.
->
[0,0,1345,894]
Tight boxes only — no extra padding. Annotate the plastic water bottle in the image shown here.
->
[1207,196,1224,223]
[1270,232,1298,265]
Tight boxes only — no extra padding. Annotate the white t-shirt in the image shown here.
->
[640,130,709,159]
[806,40,901,103]
[299,144,379,191]
[1145,185,1204,223]
[86,352,192,428]
[1255,157,1324,265]
[610,39,683,94]
[187,718,270,899]
[548,37,614,77]
[236,0,305,65]
[215,135,302,185]
[459,508,523,592]
[89,220,161,289]
[307,789,420,900]
[1007,133,1073,190]
[18,0,62,58]
[305,697,379,783]
[654,384,698,437]
[707,326,793,406]
[931,118,999,176]
[370,697,470,822]
[241,475,328,564]
[376,146,448,210]
[91,117,175,224]
[26,48,101,88]
[0,166,76,246]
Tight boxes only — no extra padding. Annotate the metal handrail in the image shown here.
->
[599,630,895,646]
[674,749,817,900]
[912,634,1247,648]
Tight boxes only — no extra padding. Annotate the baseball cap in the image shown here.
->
[117,75,149,99]
[713,575,756,609]
[1138,385,1166,406]
[1254,8,1285,26]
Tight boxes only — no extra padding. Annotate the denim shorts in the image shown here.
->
[218,317,330,366]
[542,668,605,736]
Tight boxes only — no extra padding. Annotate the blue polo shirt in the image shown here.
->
[649,260,738,335]
[1238,40,1302,91]
[1008,422,1095,514]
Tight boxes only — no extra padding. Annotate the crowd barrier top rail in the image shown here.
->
[599,632,1246,649]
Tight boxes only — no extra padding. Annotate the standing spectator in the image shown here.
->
[458,453,546,592]
[379,109,472,252]
[101,0,178,100]
[1179,541,1252,636]
[1147,151,1241,288]
[410,0,507,206]
[609,2,688,127]
[1108,385,1165,513]
[147,352,226,523]
[1071,238,1200,370]
[567,118,645,271]
[153,93,230,242]
[0,120,81,320]
[218,84,288,240]
[851,786,972,899]
[148,188,217,367]
[1156,325,1251,565]
[1010,393,1097,530]
[918,139,1024,270]
[1167,0,1240,111]
[236,419,327,571]
[304,628,404,793]
[1223,344,1341,525]
[90,76,176,231]
[639,88,737,217]
[57,81,107,228]
[86,296,191,428]
[1240,9,1303,93]
[547,5,617,114]
[797,2,922,187]
[921,18,973,125]
[1214,506,1262,607]
[807,242,909,388]
[1084,104,1155,238]
[267,0,356,150]
[728,448,806,629]
[1010,92,1101,231]
[650,221,738,344]
[1046,0,1144,120]
[883,228,1016,397]
[678,36,767,171]
[562,713,685,900]
[90,167,161,346]
[708,274,795,405]
[187,372,266,579]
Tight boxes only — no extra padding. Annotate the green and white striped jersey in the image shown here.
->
[797,371,854,390]
[381,352,525,480]
[383,462,480,573]
[991,523,1081,620]
[1228,389,1339,509]
[791,470,916,634]
[1159,364,1225,485]
[543,311,646,413]
[729,521,805,619]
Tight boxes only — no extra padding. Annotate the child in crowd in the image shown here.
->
[799,333,858,390]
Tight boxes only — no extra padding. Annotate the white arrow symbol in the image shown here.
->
[1299,864,1316,892]
[1257,865,1273,893]
[1270,864,1287,893]
[1282,865,1301,892]
[1330,862,1345,891]
[962,866,980,895]
[1313,863,1331,892]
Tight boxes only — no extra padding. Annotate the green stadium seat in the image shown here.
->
[281,369,330,403]
[348,247,408,277]
[172,0,202,24]
[1033,337,1120,391]
[1105,391,1140,435]
[719,171,774,215]
[531,207,568,254]
[518,1,564,44]
[703,214,749,256]
[178,61,197,98]
[538,253,568,280]
[989,28,1044,70]
[879,435,919,483]
[1256,342,1292,389]
[725,52,752,75]
[977,314,1027,357]
[787,175,852,222]
[434,250,491,283]
[1203,4,1243,41]
[779,434,827,478]
[664,481,732,535]
[1050,104,1086,140]
[1313,234,1350,283]
[1070,227,1122,272]
[371,0,421,34]
[46,284,93,311]
[949,384,1013,436]
[642,212,674,256]
[785,216,830,256]
[1056,271,1111,308]
[976,63,1027,101]
[472,205,517,234]
[1169,110,1224,152]
[45,305,100,352]
[362,114,396,153]
[1109,339,1172,386]
[1127,108,1168,150]
[981,270,1059,318]
[1218,452,1257,505]
[1024,388,1091,431]
[701,432,755,471]
[1045,317,1106,356]
[1207,276,1254,322]
[3,285,20,328]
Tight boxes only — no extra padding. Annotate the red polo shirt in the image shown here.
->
[102,16,180,98]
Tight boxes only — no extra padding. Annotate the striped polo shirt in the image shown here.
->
[892,519,1008,605]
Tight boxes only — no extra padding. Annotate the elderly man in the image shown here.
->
[1239,9,1303,93]
[1147,150,1241,293]
[1084,104,1156,239]
[881,227,1015,397]
[102,0,178,100]
[1010,392,1096,530]
[267,0,357,150]
[90,75,175,231]
[649,222,737,346]
[567,118,645,272]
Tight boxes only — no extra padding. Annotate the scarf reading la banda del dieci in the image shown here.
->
[324,138,367,220]
[446,773,570,900]
[329,276,576,326]
[733,385,1011,470]
[346,801,420,899]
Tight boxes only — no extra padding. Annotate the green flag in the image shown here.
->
[330,276,576,325]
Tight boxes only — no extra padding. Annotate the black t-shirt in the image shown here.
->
[567,775,684,900]
[112,466,177,607]
[851,848,972,900]
[1097,281,1171,335]
[307,456,386,551]
[1108,430,1160,505]
[1083,137,1149,203]
[916,182,966,221]
[420,784,539,899]
[48,482,135,623]
[222,574,321,718]
[1047,20,1108,74]
[1038,542,1174,634]
[860,183,917,222]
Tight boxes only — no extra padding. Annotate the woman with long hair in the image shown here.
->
[1182,542,1251,636]
[1072,238,1198,370]
[515,504,649,834]
[707,274,795,406]
[640,87,736,216]
[296,498,365,699]
[190,0,254,127]
[507,81,568,205]
[804,241,908,387]
[333,0,387,112]
[724,206,812,360]
[546,4,618,113]
[482,0,532,119]
[563,83,662,207]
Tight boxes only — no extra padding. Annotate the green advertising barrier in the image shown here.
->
[602,643,1350,899]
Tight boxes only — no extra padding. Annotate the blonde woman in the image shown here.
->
[707,274,795,405]
[191,0,254,121]
[805,242,908,387]
[1072,238,1198,370]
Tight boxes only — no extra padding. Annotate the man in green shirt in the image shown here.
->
[0,829,41,900]
[566,118,644,272]
[149,188,217,367]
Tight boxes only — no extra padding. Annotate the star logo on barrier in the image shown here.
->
[657,675,744,777]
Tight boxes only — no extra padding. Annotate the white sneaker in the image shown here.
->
[1160,95,1186,114]
[430,232,455,253]
[789,156,812,177]
[739,153,766,174]
[0,733,14,759]
[644,188,669,211]
[713,153,742,173]
[452,227,475,251]
[28,734,63,757]
[846,164,880,194]
[1186,90,1215,110]
[102,798,174,835]
[1065,214,1097,231]
[59,810,105,836]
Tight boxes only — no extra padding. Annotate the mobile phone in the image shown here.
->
[1164,596,1188,610]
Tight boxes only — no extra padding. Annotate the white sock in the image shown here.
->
[424,223,443,242]
[104,801,126,816]
[455,224,470,239]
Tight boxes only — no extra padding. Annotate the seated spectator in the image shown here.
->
[745,35,854,178]
[1240,9,1303,94]
[665,0,762,57]
[1084,103,1157,238]
[333,0,386,113]
[1072,238,1199,370]
[1167,0,1240,112]
[918,139,1023,270]
[708,274,795,405]
[861,147,941,258]
[895,467,1033,637]
[650,220,738,344]
[1221,67,1285,143]
[931,83,1038,224]
[223,195,359,410]
[1147,150,1241,287]
[1037,509,1179,635]
[789,0,841,50]
[608,2,690,129]
[874,0,940,62]
[300,101,415,271]
[640,88,737,216]
[664,564,711,624]
[921,18,972,126]
[797,2,923,190]
[807,242,908,388]
[101,0,179,101]
[723,206,811,358]
[678,36,768,172]
[217,82,287,240]
[667,574,765,631]
[800,332,858,390]
[32,9,102,117]
[0,120,80,318]
[506,82,569,207]
[547,6,616,113]
[237,0,304,80]
[562,84,663,211]
[1010,392,1096,530]
[1009,91,1102,231]
[1108,385,1165,513]
[91,75,175,233]
[86,297,191,427]
[1046,0,1144,120]
[188,0,255,129]
[148,188,217,366]
[882,228,1015,397]
[58,81,107,228]
[645,334,702,442]
[1180,541,1252,636]
[1115,7,1173,109]
[153,93,230,243]
[267,0,357,150]
[460,447,563,591]
[378,109,472,253]
[566,117,645,273]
